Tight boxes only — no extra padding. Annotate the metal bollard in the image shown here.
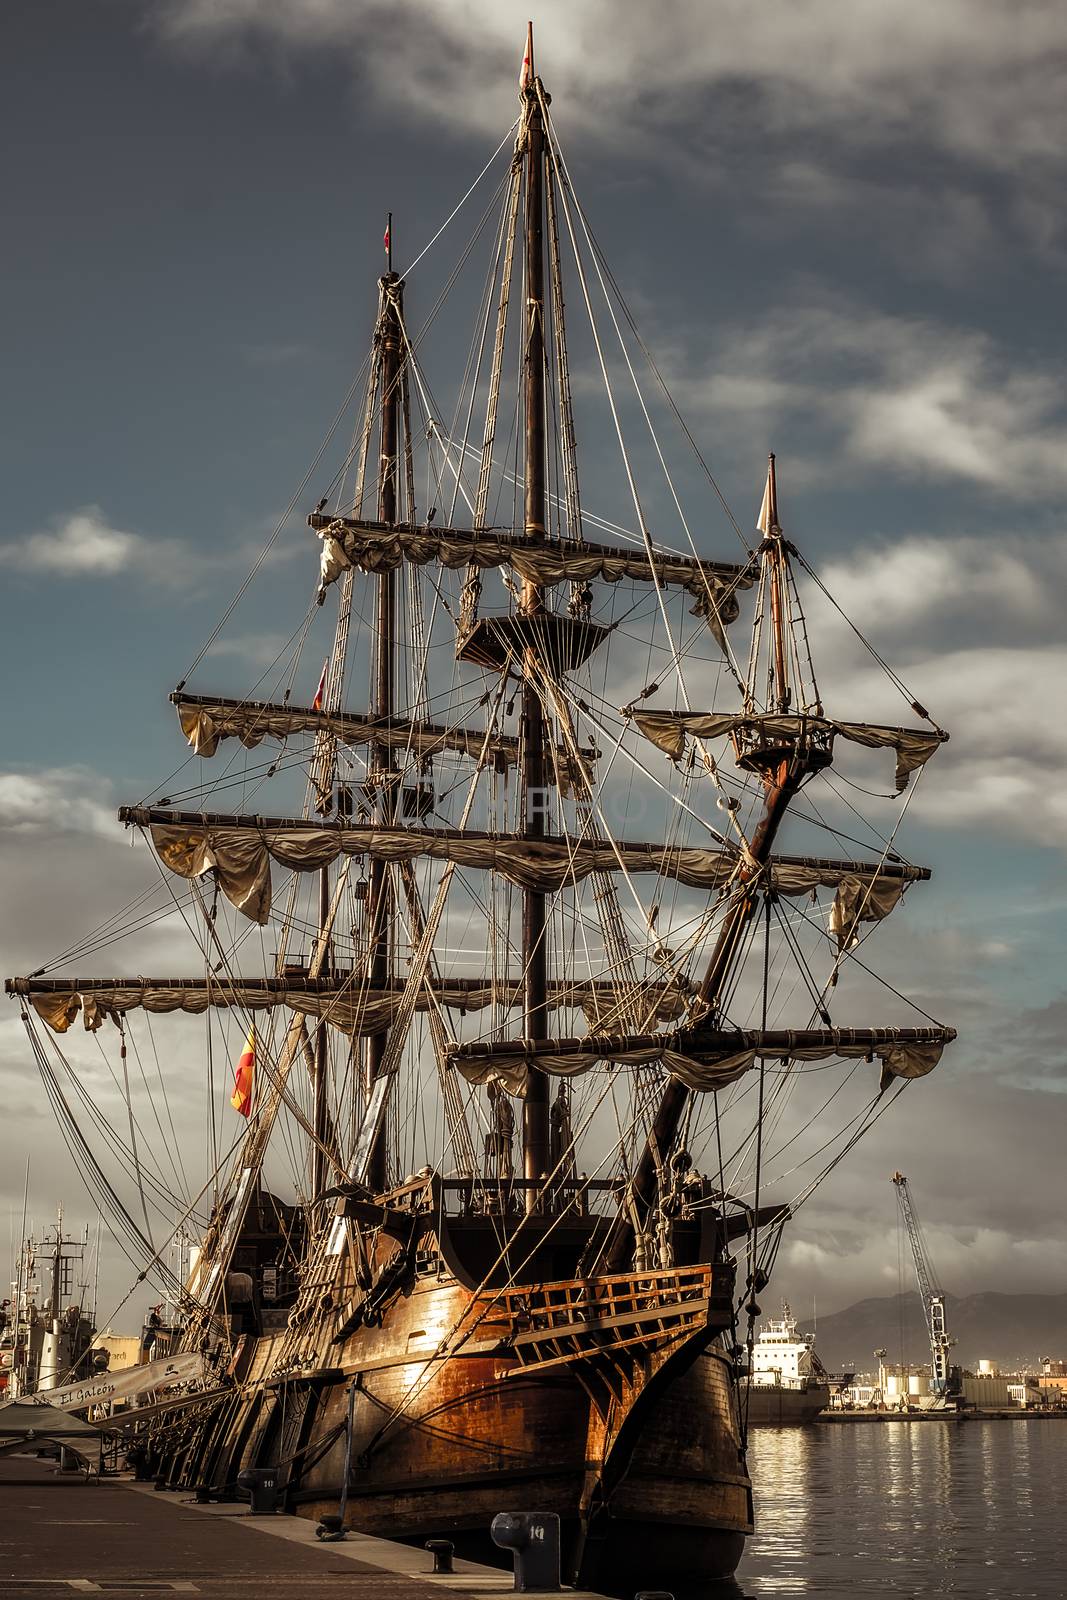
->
[635,1592,675,1600]
[316,1512,347,1542]
[236,1466,280,1515]
[490,1512,561,1592]
[426,1539,455,1574]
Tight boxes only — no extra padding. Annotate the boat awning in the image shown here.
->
[0,1398,110,1456]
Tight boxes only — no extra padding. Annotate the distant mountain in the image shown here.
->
[796,1291,1067,1375]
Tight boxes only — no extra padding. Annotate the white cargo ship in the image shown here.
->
[745,1304,830,1425]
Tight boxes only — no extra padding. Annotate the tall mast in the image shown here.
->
[606,457,812,1267]
[764,454,790,712]
[364,248,404,1193]
[48,1204,63,1326]
[604,765,800,1266]
[519,26,550,1210]
[311,866,330,1200]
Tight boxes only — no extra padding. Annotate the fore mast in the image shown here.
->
[607,455,831,1268]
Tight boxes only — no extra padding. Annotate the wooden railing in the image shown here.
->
[488,1262,732,1374]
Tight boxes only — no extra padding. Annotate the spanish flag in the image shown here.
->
[231,1026,255,1118]
[312,658,329,713]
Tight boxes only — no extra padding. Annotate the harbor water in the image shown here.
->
[731,1420,1067,1598]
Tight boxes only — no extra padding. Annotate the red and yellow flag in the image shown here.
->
[312,658,329,713]
[231,1026,255,1118]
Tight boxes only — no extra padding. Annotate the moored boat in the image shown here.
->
[744,1304,830,1426]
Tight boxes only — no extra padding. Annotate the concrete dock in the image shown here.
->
[0,1455,597,1600]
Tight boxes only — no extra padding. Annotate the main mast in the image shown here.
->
[519,28,550,1209]
[364,240,404,1194]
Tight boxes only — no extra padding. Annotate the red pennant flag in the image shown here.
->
[312,658,329,713]
[231,1026,255,1118]
[383,222,391,256]
[519,23,533,92]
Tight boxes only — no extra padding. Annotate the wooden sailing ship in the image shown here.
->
[6,28,955,1591]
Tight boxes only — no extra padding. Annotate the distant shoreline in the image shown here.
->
[816,1409,1067,1422]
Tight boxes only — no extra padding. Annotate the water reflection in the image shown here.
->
[734,1420,1067,1598]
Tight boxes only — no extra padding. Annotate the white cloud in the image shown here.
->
[155,0,1066,179]
[1,506,291,592]
[793,531,1067,848]
[0,767,118,839]
[819,534,1058,635]
[0,760,315,1316]
[1,507,201,586]
[848,359,1064,490]
[690,304,1067,498]
[765,1063,1067,1313]
[907,737,1067,847]
[4,509,144,576]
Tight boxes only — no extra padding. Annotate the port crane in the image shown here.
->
[891,1171,954,1394]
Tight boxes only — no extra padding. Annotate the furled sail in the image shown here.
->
[118,806,928,927]
[448,1025,956,1096]
[172,692,595,784]
[310,514,755,638]
[630,710,947,792]
[8,975,688,1035]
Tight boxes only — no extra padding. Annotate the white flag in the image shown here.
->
[519,23,533,91]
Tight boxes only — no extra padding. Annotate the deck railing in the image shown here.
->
[486,1262,732,1374]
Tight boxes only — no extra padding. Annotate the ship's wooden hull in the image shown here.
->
[188,1270,751,1594]
[153,1188,755,1593]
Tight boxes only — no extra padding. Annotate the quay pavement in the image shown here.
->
[0,1455,604,1600]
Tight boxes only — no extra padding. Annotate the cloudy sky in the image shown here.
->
[3,1,1065,1329]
